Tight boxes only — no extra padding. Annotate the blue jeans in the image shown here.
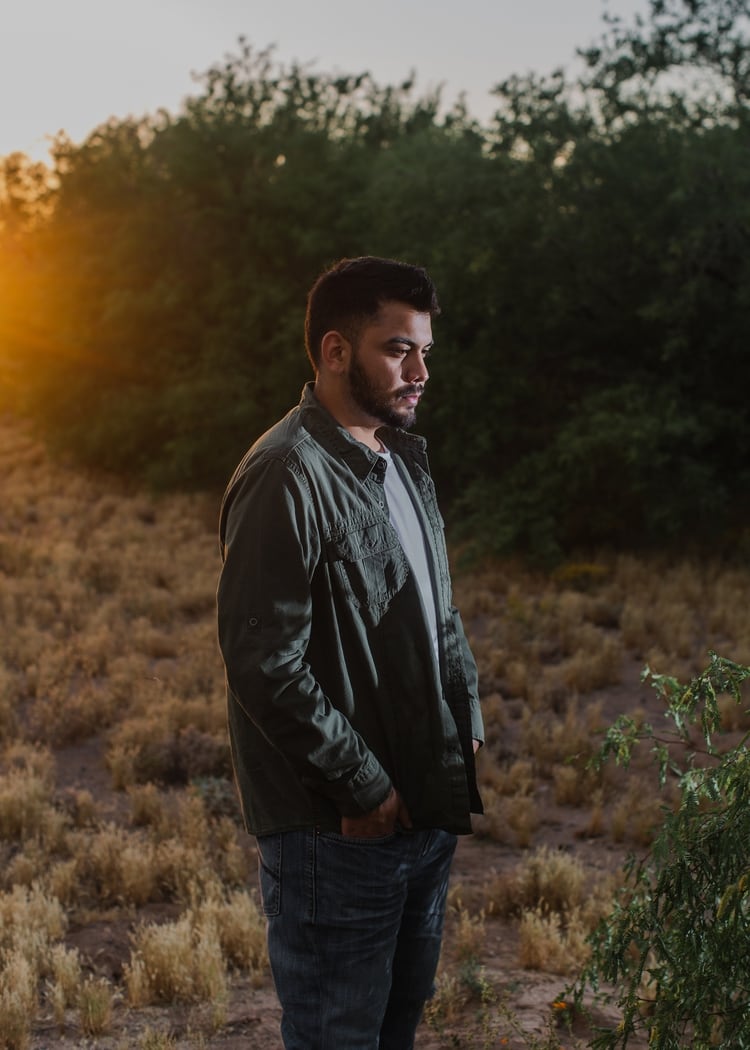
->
[256,827,457,1050]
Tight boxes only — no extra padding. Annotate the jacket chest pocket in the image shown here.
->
[327,523,410,624]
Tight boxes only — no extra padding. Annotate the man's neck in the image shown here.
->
[346,426,383,452]
[313,381,381,451]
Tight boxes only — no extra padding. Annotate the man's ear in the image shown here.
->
[320,330,351,374]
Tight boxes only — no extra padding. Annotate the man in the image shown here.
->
[217,256,483,1050]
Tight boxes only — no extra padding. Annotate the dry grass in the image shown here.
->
[455,554,750,693]
[78,976,115,1035]
[518,906,592,974]
[0,883,67,1048]
[47,945,83,1029]
[485,846,615,921]
[140,1029,179,1050]
[126,908,229,1009]
[2,416,750,1046]
[610,778,680,847]
[0,950,36,1050]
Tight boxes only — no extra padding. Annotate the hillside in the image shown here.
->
[1,414,749,1049]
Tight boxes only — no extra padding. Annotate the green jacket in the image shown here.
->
[217,384,484,836]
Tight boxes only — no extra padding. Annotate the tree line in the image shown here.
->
[1,0,749,562]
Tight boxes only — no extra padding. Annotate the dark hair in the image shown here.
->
[304,256,440,369]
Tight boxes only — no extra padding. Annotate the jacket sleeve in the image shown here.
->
[217,453,393,817]
[452,605,484,745]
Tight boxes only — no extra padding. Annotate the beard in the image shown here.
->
[348,352,423,430]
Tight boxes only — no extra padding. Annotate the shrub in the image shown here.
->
[519,906,591,974]
[574,653,750,1048]
[47,945,82,1029]
[0,950,36,1050]
[78,976,114,1036]
[125,911,227,1006]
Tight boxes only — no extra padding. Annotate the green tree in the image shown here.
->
[3,10,750,559]
[442,1,750,560]
[580,0,750,125]
[7,45,467,487]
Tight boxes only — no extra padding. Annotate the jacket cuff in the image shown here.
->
[470,700,484,746]
[331,753,393,817]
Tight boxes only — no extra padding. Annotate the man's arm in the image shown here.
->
[218,455,393,819]
[341,786,412,837]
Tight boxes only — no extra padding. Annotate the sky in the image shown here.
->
[1,0,651,161]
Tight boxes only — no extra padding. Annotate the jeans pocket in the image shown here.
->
[256,833,282,917]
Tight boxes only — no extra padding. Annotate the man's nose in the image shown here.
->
[405,353,429,384]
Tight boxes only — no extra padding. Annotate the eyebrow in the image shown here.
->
[385,336,434,352]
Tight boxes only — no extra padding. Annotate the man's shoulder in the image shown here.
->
[226,387,347,487]
[225,406,312,493]
[240,386,336,462]
[219,405,317,545]
[252,405,311,459]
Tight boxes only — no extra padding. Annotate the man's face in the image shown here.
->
[345,302,432,430]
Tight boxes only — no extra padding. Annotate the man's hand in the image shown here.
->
[341,787,412,838]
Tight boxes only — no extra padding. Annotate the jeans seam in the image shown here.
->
[419,828,434,858]
[308,828,317,925]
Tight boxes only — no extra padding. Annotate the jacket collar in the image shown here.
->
[298,383,428,480]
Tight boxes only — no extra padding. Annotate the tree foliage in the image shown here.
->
[574,653,750,1049]
[1,3,749,556]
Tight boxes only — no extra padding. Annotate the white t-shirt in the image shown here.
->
[378,448,439,662]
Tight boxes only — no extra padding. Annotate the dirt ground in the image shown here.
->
[30,835,633,1050]
[27,658,660,1050]
[2,417,689,1048]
